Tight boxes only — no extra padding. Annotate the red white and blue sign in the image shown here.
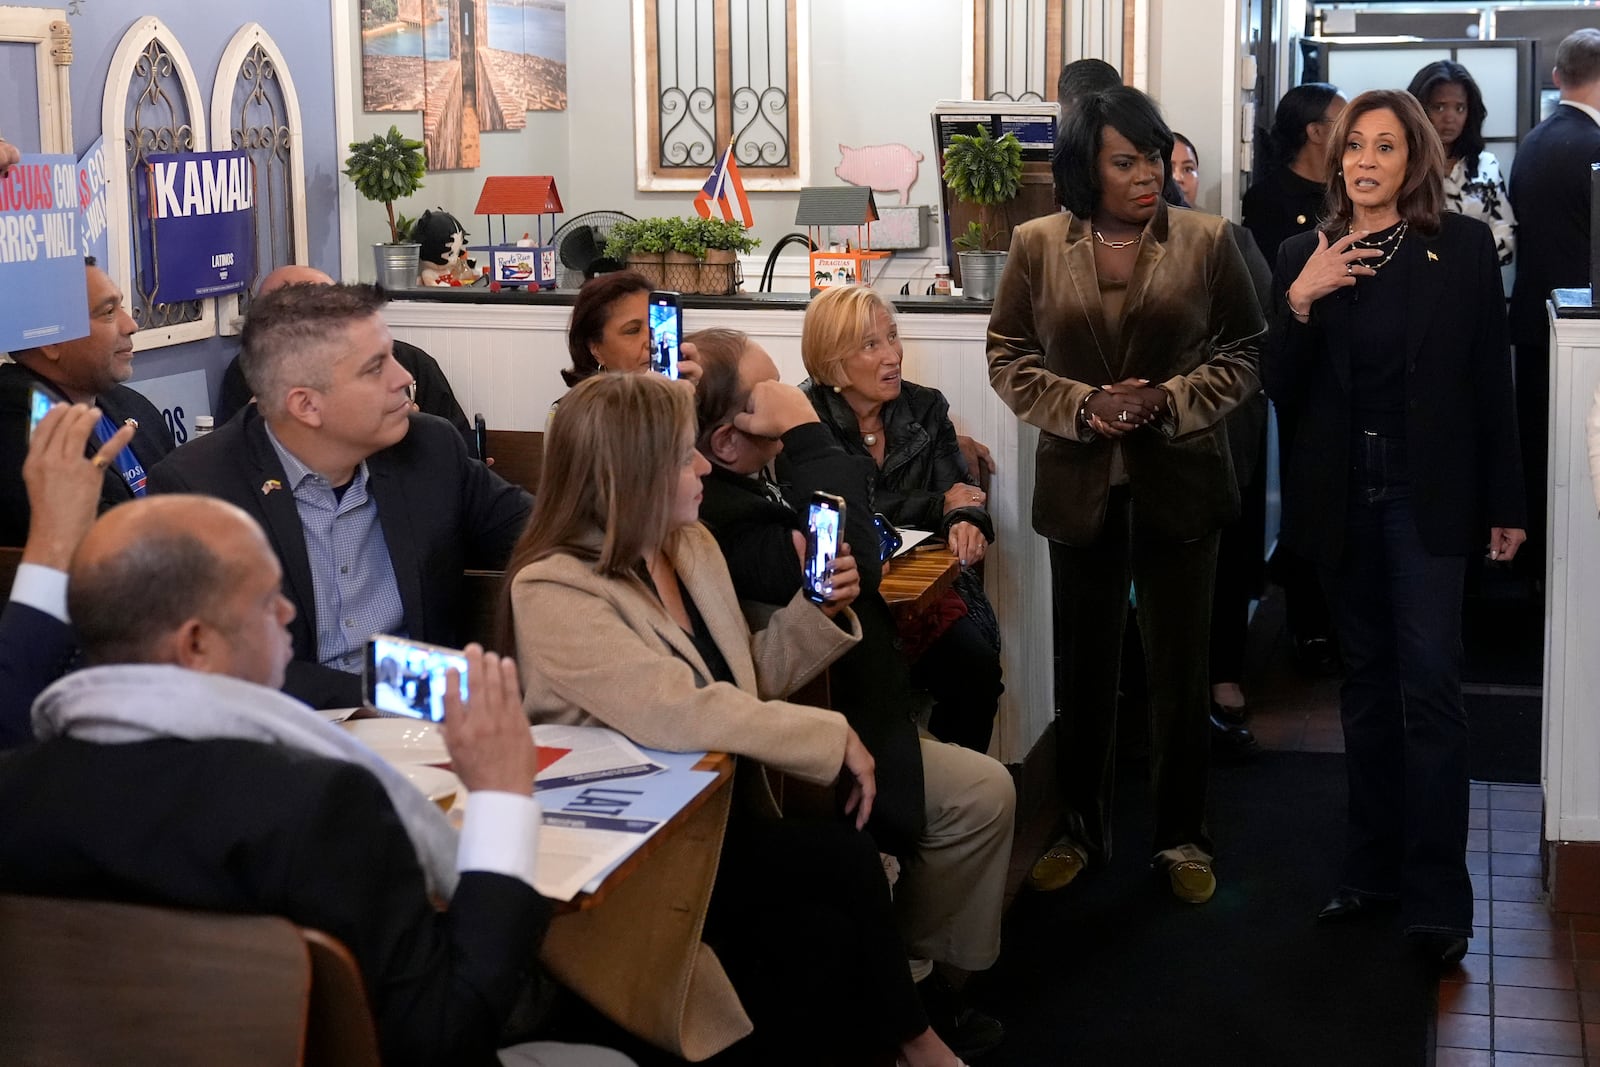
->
[0,153,89,352]
[135,150,255,303]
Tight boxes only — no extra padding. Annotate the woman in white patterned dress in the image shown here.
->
[1408,59,1516,265]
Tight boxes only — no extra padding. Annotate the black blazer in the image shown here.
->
[0,601,75,749]
[1264,213,1526,566]
[147,406,532,708]
[0,737,549,1067]
[1508,105,1600,348]
[0,363,175,546]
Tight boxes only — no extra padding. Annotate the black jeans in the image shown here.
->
[1048,487,1217,861]
[1321,432,1472,935]
[911,613,1004,753]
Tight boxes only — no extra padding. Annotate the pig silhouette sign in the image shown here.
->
[834,143,923,205]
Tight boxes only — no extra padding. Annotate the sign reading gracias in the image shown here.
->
[0,154,89,352]
[136,150,255,303]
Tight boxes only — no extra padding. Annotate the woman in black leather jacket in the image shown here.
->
[793,285,1003,754]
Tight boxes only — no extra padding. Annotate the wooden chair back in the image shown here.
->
[302,927,382,1067]
[0,893,312,1065]
[0,545,21,601]
[460,568,508,653]
[484,429,544,495]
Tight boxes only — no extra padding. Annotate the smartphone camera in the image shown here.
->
[647,290,682,380]
[804,492,845,604]
[363,635,469,723]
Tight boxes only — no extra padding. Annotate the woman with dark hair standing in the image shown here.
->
[1407,59,1516,265]
[1243,83,1346,262]
[560,271,654,387]
[987,87,1263,903]
[1267,90,1526,967]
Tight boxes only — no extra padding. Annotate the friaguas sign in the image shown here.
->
[136,150,255,303]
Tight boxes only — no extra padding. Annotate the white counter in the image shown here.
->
[384,298,1055,764]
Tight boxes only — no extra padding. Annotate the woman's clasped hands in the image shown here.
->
[1085,378,1170,438]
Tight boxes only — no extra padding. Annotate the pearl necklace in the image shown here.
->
[861,428,882,447]
[1351,221,1409,273]
[1093,230,1143,249]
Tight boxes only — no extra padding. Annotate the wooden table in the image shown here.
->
[879,546,962,625]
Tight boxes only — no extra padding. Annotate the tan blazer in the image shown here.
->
[986,205,1265,546]
[510,523,860,1061]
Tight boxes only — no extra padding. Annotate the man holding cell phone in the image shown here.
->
[0,257,174,546]
[0,493,633,1067]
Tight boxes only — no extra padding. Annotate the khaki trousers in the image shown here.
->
[896,737,1015,971]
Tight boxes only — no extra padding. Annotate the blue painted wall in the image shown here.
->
[62,2,342,399]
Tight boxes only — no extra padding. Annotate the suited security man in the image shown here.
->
[1508,28,1600,568]
[0,258,175,545]
[0,494,631,1067]
[148,282,531,709]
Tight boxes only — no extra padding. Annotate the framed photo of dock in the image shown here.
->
[359,0,568,171]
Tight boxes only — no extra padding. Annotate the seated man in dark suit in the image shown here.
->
[148,283,531,709]
[0,257,175,545]
[215,265,477,456]
[0,403,136,746]
[0,494,630,1067]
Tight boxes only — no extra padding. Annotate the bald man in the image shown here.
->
[214,264,476,454]
[0,257,175,545]
[148,283,530,709]
[0,494,632,1067]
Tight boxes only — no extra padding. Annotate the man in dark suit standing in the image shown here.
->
[0,257,175,545]
[0,494,631,1067]
[1508,28,1600,569]
[0,403,135,746]
[148,283,531,709]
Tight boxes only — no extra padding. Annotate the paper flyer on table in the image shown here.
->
[893,529,933,557]
[531,723,666,791]
[533,767,720,900]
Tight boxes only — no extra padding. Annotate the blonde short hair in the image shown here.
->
[800,286,897,389]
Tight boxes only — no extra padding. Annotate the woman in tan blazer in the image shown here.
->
[987,86,1263,904]
[503,373,968,1067]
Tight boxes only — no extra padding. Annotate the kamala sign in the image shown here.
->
[135,150,254,303]
[0,154,88,353]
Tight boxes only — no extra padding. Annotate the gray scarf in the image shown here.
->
[32,664,460,900]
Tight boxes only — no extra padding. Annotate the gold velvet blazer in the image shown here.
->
[986,205,1265,546]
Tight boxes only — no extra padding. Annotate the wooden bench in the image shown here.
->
[482,428,543,495]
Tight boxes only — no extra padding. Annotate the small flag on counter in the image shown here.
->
[693,144,753,228]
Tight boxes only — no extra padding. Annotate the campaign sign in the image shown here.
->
[0,154,88,353]
[77,136,111,266]
[135,150,254,303]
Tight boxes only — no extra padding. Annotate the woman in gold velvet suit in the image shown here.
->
[986,86,1264,904]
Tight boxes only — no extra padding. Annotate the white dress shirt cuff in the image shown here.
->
[10,563,69,623]
[457,790,542,890]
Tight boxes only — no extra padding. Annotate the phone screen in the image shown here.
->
[27,387,54,442]
[804,493,844,604]
[648,291,682,380]
[363,634,469,723]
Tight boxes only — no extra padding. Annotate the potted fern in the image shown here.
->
[942,123,1023,300]
[344,125,427,289]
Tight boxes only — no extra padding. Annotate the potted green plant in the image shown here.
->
[607,218,760,294]
[942,123,1023,300]
[344,125,427,289]
[605,217,675,287]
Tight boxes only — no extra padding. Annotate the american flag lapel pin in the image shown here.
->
[261,479,283,496]
[1426,250,1439,262]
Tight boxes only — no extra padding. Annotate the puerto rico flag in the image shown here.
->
[693,144,753,228]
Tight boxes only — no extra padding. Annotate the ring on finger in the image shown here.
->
[91,455,110,470]
[1346,263,1353,276]
[1118,409,1129,422]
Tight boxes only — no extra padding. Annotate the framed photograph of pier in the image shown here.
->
[359,0,568,171]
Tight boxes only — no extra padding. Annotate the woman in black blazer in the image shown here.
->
[1265,90,1526,968]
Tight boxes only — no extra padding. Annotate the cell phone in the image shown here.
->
[647,290,682,380]
[803,492,845,604]
[27,386,54,441]
[473,413,488,464]
[363,634,469,723]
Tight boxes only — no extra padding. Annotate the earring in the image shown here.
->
[833,385,843,393]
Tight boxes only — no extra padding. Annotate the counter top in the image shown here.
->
[387,287,995,315]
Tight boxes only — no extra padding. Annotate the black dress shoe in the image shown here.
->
[1210,710,1259,760]
[1293,635,1340,677]
[917,972,1005,1060]
[1316,890,1397,923]
[1211,702,1250,729]
[1407,929,1469,968]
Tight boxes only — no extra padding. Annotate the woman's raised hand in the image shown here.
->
[1287,230,1386,313]
[839,727,877,830]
